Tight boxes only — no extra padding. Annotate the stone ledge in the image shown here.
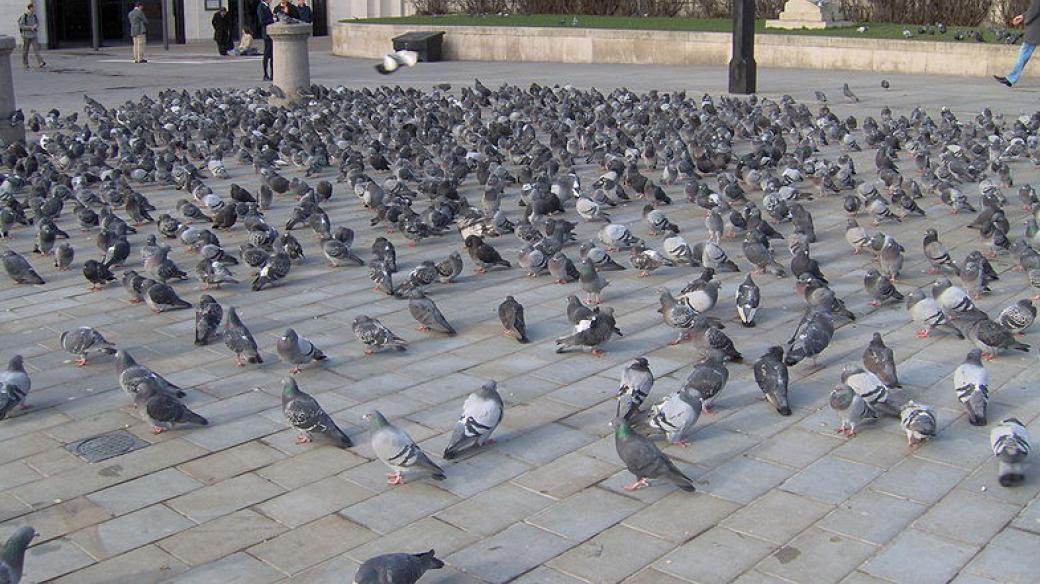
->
[332,22,1038,78]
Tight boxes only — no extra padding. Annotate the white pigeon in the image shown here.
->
[375,50,419,75]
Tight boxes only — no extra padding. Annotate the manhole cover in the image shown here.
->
[65,430,148,463]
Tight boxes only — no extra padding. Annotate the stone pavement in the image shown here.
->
[0,39,1039,584]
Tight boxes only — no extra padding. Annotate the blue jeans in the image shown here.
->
[1007,41,1037,84]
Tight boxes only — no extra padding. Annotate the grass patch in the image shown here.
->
[350,14,1015,43]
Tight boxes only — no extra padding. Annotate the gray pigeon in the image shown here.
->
[435,251,463,283]
[578,258,608,304]
[0,526,36,584]
[906,289,961,338]
[498,296,528,343]
[54,243,74,271]
[282,378,352,447]
[409,291,456,335]
[900,401,937,446]
[688,316,742,362]
[658,287,697,345]
[143,281,192,313]
[223,307,262,366]
[648,389,702,445]
[354,550,444,584]
[194,295,223,346]
[829,384,877,437]
[954,311,1031,358]
[613,416,696,491]
[954,349,989,426]
[998,299,1036,334]
[443,380,503,460]
[115,350,185,399]
[277,328,327,374]
[548,252,580,284]
[2,250,44,285]
[133,378,208,434]
[365,410,445,484]
[841,364,901,418]
[679,277,719,313]
[923,228,957,274]
[555,306,620,356]
[59,327,116,366]
[864,269,903,307]
[784,305,836,368]
[0,355,31,420]
[735,273,760,327]
[566,294,594,325]
[368,260,395,296]
[862,332,900,387]
[991,418,1031,486]
[617,357,653,418]
[754,346,791,415]
[353,315,408,354]
[931,278,975,315]
[682,351,729,414]
[878,236,904,280]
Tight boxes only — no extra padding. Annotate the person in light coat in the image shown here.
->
[128,2,149,64]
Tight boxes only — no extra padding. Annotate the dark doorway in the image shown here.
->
[311,0,327,36]
[46,0,185,48]
[47,0,91,48]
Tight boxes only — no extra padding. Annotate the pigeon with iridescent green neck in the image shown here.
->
[613,416,696,492]
[0,526,36,584]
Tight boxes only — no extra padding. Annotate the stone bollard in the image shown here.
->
[0,36,25,146]
[267,22,312,107]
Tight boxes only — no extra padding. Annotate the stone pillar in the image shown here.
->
[766,0,852,30]
[267,22,312,107]
[0,36,25,146]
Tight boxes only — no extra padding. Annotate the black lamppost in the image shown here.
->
[728,0,757,94]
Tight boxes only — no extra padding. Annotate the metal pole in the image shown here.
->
[238,0,245,37]
[162,0,170,50]
[728,0,756,94]
[89,0,100,50]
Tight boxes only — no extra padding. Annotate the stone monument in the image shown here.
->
[266,21,313,107]
[766,0,852,30]
[0,36,25,145]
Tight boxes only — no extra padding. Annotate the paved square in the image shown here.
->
[1,38,1039,583]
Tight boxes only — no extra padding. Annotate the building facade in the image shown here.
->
[0,0,412,49]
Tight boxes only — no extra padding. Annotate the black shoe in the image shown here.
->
[139,59,148,63]
[994,75,1012,87]
[40,62,46,68]
[263,75,271,81]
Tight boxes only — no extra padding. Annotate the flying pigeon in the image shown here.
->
[375,49,419,75]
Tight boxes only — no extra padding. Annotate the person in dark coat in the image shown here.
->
[273,0,299,20]
[257,0,275,80]
[995,0,1040,86]
[295,0,312,23]
[212,7,232,56]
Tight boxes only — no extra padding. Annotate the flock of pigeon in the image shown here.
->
[0,74,1037,582]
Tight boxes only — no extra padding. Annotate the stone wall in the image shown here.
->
[333,21,1040,77]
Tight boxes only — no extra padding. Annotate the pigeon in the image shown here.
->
[321,236,364,267]
[629,244,674,277]
[701,240,740,272]
[955,312,1031,359]
[353,315,408,354]
[829,384,877,437]
[841,364,901,417]
[223,307,262,366]
[754,346,791,415]
[195,259,238,289]
[375,49,419,75]
[354,550,444,584]
[435,251,463,283]
[931,278,975,315]
[682,350,729,414]
[555,306,620,356]
[842,82,860,102]
[443,380,504,460]
[548,252,580,284]
[566,294,594,326]
[688,316,742,362]
[954,349,989,426]
[617,357,653,418]
[679,276,719,313]
[923,228,957,274]
[647,389,702,445]
[612,416,696,491]
[862,332,900,387]
[194,294,223,346]
[54,242,74,271]
[998,299,1036,334]
[658,287,698,345]
[900,401,937,446]
[59,327,116,367]
[277,328,327,374]
[115,349,185,399]
[784,306,835,367]
[0,355,31,420]
[2,250,44,285]
[905,289,961,338]
[365,410,445,484]
[990,418,1031,487]
[518,245,548,277]
[879,236,904,280]
[579,241,626,271]
[642,204,679,235]
[133,379,208,434]
[282,378,352,447]
[0,526,36,584]
[864,268,903,307]
[734,273,760,327]
[368,260,395,296]
[251,251,291,290]
[598,223,640,250]
[577,257,610,305]
[464,235,511,273]
[497,295,528,343]
[742,231,786,277]
[408,291,456,336]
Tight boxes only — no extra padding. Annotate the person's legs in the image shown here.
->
[133,35,147,63]
[1006,42,1036,85]
[22,39,30,69]
[132,35,140,62]
[31,38,45,67]
[262,37,273,79]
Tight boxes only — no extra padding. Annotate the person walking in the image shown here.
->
[17,3,46,70]
[212,6,232,56]
[295,0,312,23]
[995,0,1040,86]
[129,2,148,64]
[257,0,274,80]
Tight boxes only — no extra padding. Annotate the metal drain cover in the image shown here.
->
[65,430,148,463]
